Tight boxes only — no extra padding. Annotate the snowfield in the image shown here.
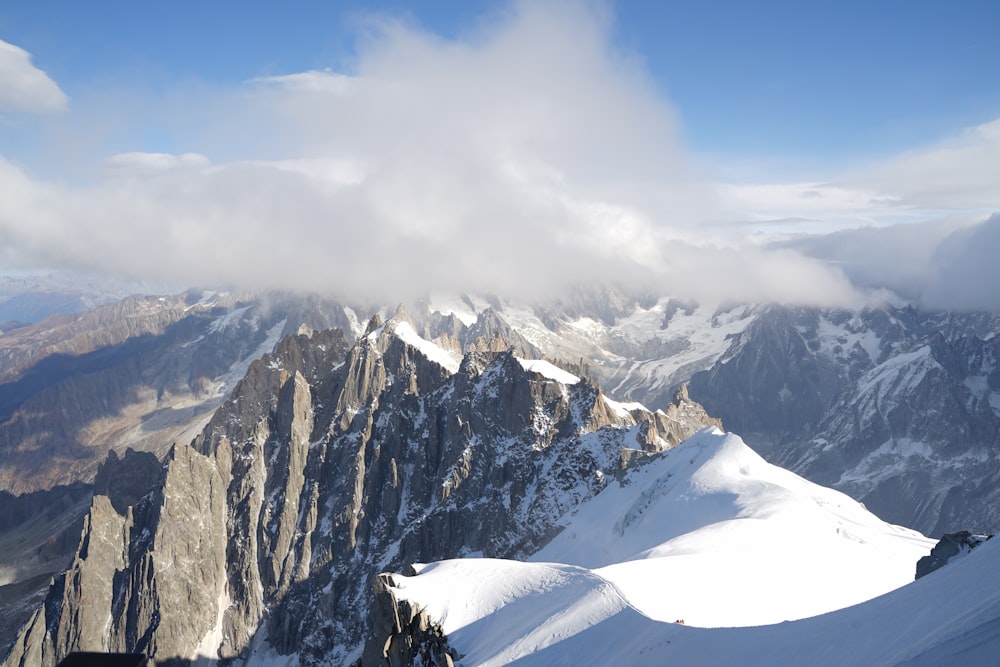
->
[516,358,581,385]
[386,428,964,665]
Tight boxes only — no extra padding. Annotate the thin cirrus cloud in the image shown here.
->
[850,118,1000,212]
[0,39,68,114]
[719,116,1000,231]
[0,2,997,310]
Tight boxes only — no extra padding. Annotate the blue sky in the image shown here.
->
[3,0,997,164]
[0,0,997,307]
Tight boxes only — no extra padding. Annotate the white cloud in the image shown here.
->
[719,117,1000,233]
[0,2,726,302]
[854,118,1000,211]
[0,2,995,311]
[708,114,1000,310]
[716,181,910,233]
[0,39,68,113]
[106,152,211,170]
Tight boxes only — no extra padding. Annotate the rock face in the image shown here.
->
[0,483,93,655]
[363,573,458,667]
[915,531,992,579]
[687,305,1000,536]
[0,290,373,662]
[2,314,718,666]
[412,293,1000,537]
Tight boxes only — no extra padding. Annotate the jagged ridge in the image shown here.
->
[2,313,718,666]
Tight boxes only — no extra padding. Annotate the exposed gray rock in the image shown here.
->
[362,573,458,667]
[687,305,1000,536]
[915,531,992,579]
[2,317,718,666]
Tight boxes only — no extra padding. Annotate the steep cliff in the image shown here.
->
[688,305,1000,536]
[2,313,716,666]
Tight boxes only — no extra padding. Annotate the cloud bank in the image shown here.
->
[0,3,997,310]
[0,39,68,114]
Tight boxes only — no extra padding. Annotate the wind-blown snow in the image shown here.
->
[390,321,461,373]
[387,429,945,665]
[516,358,580,385]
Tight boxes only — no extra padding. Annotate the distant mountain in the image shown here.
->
[685,305,1000,536]
[2,282,999,665]
[0,273,169,327]
[0,290,365,493]
[420,291,1000,536]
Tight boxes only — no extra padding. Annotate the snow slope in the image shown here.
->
[391,537,1000,666]
[390,320,462,372]
[529,428,932,627]
[387,429,948,665]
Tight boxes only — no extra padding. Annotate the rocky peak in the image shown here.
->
[915,531,993,579]
[463,307,542,357]
[3,320,722,666]
[363,573,458,667]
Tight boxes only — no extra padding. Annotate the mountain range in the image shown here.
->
[0,284,997,665]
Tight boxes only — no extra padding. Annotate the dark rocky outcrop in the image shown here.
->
[362,573,459,667]
[915,531,992,579]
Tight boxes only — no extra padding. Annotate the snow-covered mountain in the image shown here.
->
[369,520,998,666]
[421,292,1000,536]
[530,428,932,626]
[2,282,999,665]
[365,427,936,665]
[6,281,995,537]
[685,305,1000,536]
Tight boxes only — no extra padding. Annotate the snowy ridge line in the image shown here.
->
[383,537,1000,666]
[375,428,937,664]
[516,358,581,385]
[601,395,647,418]
[389,320,462,373]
